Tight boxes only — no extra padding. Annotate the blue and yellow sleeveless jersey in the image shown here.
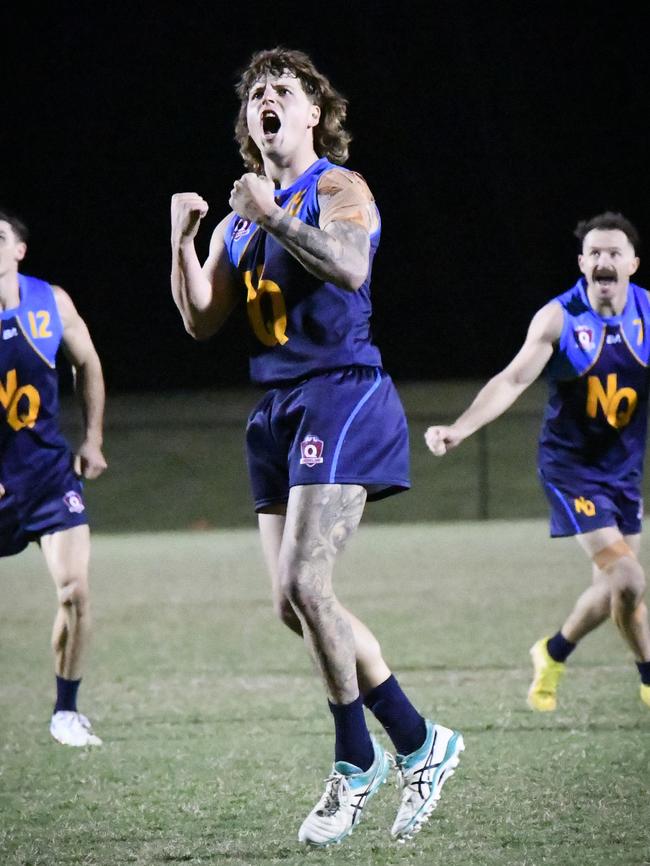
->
[538,278,650,484]
[223,157,383,384]
[0,274,71,487]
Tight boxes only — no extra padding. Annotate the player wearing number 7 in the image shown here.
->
[171,47,463,847]
[426,212,650,712]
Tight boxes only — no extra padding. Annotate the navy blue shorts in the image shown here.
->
[539,471,643,538]
[246,367,410,511]
[0,462,88,557]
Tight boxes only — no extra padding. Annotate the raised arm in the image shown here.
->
[228,169,377,291]
[55,286,108,479]
[170,193,240,340]
[425,301,564,456]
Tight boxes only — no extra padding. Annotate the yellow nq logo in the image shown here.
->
[0,369,40,431]
[586,373,637,429]
[574,496,596,517]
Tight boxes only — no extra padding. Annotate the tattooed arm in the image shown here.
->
[228,169,378,291]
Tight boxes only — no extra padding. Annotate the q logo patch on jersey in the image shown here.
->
[63,490,85,514]
[574,326,595,351]
[299,435,324,467]
[232,217,252,241]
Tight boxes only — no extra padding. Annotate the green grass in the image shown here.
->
[63,383,650,533]
[2,520,649,865]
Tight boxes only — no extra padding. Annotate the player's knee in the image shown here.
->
[56,574,90,611]
[281,571,326,621]
[273,593,301,632]
[282,574,309,613]
[598,550,646,609]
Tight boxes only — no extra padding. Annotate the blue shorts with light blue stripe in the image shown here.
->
[539,470,642,538]
[0,459,87,557]
[246,366,410,512]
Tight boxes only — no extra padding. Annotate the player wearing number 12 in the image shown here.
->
[171,48,463,846]
[426,212,650,712]
[0,208,107,746]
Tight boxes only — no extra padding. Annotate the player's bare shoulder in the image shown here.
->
[205,211,239,277]
[529,299,564,344]
[317,168,379,233]
[209,211,237,249]
[201,211,240,312]
[317,167,374,200]
[51,285,80,327]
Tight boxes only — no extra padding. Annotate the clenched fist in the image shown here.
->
[74,440,108,480]
[229,173,277,224]
[424,425,466,457]
[171,192,209,245]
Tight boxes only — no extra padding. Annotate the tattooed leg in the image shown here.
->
[258,510,391,692]
[279,483,368,704]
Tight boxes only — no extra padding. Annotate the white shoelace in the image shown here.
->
[319,774,350,815]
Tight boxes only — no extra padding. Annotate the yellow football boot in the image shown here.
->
[641,684,650,708]
[527,637,566,711]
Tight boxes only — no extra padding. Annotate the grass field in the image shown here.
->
[56,384,650,532]
[1,520,649,865]
[57,383,554,532]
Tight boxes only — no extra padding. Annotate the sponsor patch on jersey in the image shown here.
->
[232,217,253,241]
[63,490,85,514]
[2,327,18,340]
[299,435,324,467]
[574,326,595,351]
[606,332,622,344]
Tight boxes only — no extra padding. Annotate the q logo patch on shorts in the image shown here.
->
[299,435,324,467]
[63,490,85,514]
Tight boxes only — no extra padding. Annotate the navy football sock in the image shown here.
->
[328,695,375,771]
[546,632,576,663]
[364,674,427,756]
[636,661,650,685]
[54,676,81,713]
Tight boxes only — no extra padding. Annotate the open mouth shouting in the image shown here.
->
[261,110,281,138]
[593,267,617,288]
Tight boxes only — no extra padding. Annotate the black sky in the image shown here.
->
[4,2,650,392]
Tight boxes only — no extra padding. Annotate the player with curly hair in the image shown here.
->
[171,47,463,846]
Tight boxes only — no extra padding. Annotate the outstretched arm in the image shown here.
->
[170,193,240,340]
[229,169,377,291]
[425,301,563,455]
[55,287,108,479]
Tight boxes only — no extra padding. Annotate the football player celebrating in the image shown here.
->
[171,48,463,846]
[426,212,650,713]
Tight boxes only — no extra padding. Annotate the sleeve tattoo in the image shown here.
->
[261,169,375,290]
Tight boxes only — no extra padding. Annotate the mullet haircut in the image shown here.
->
[234,47,352,173]
[574,211,640,252]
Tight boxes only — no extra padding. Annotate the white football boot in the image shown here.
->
[298,737,392,846]
[391,719,464,841]
[50,711,103,746]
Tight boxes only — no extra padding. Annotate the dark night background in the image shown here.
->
[3,2,649,394]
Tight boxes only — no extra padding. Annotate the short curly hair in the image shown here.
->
[234,47,352,174]
[574,211,640,252]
